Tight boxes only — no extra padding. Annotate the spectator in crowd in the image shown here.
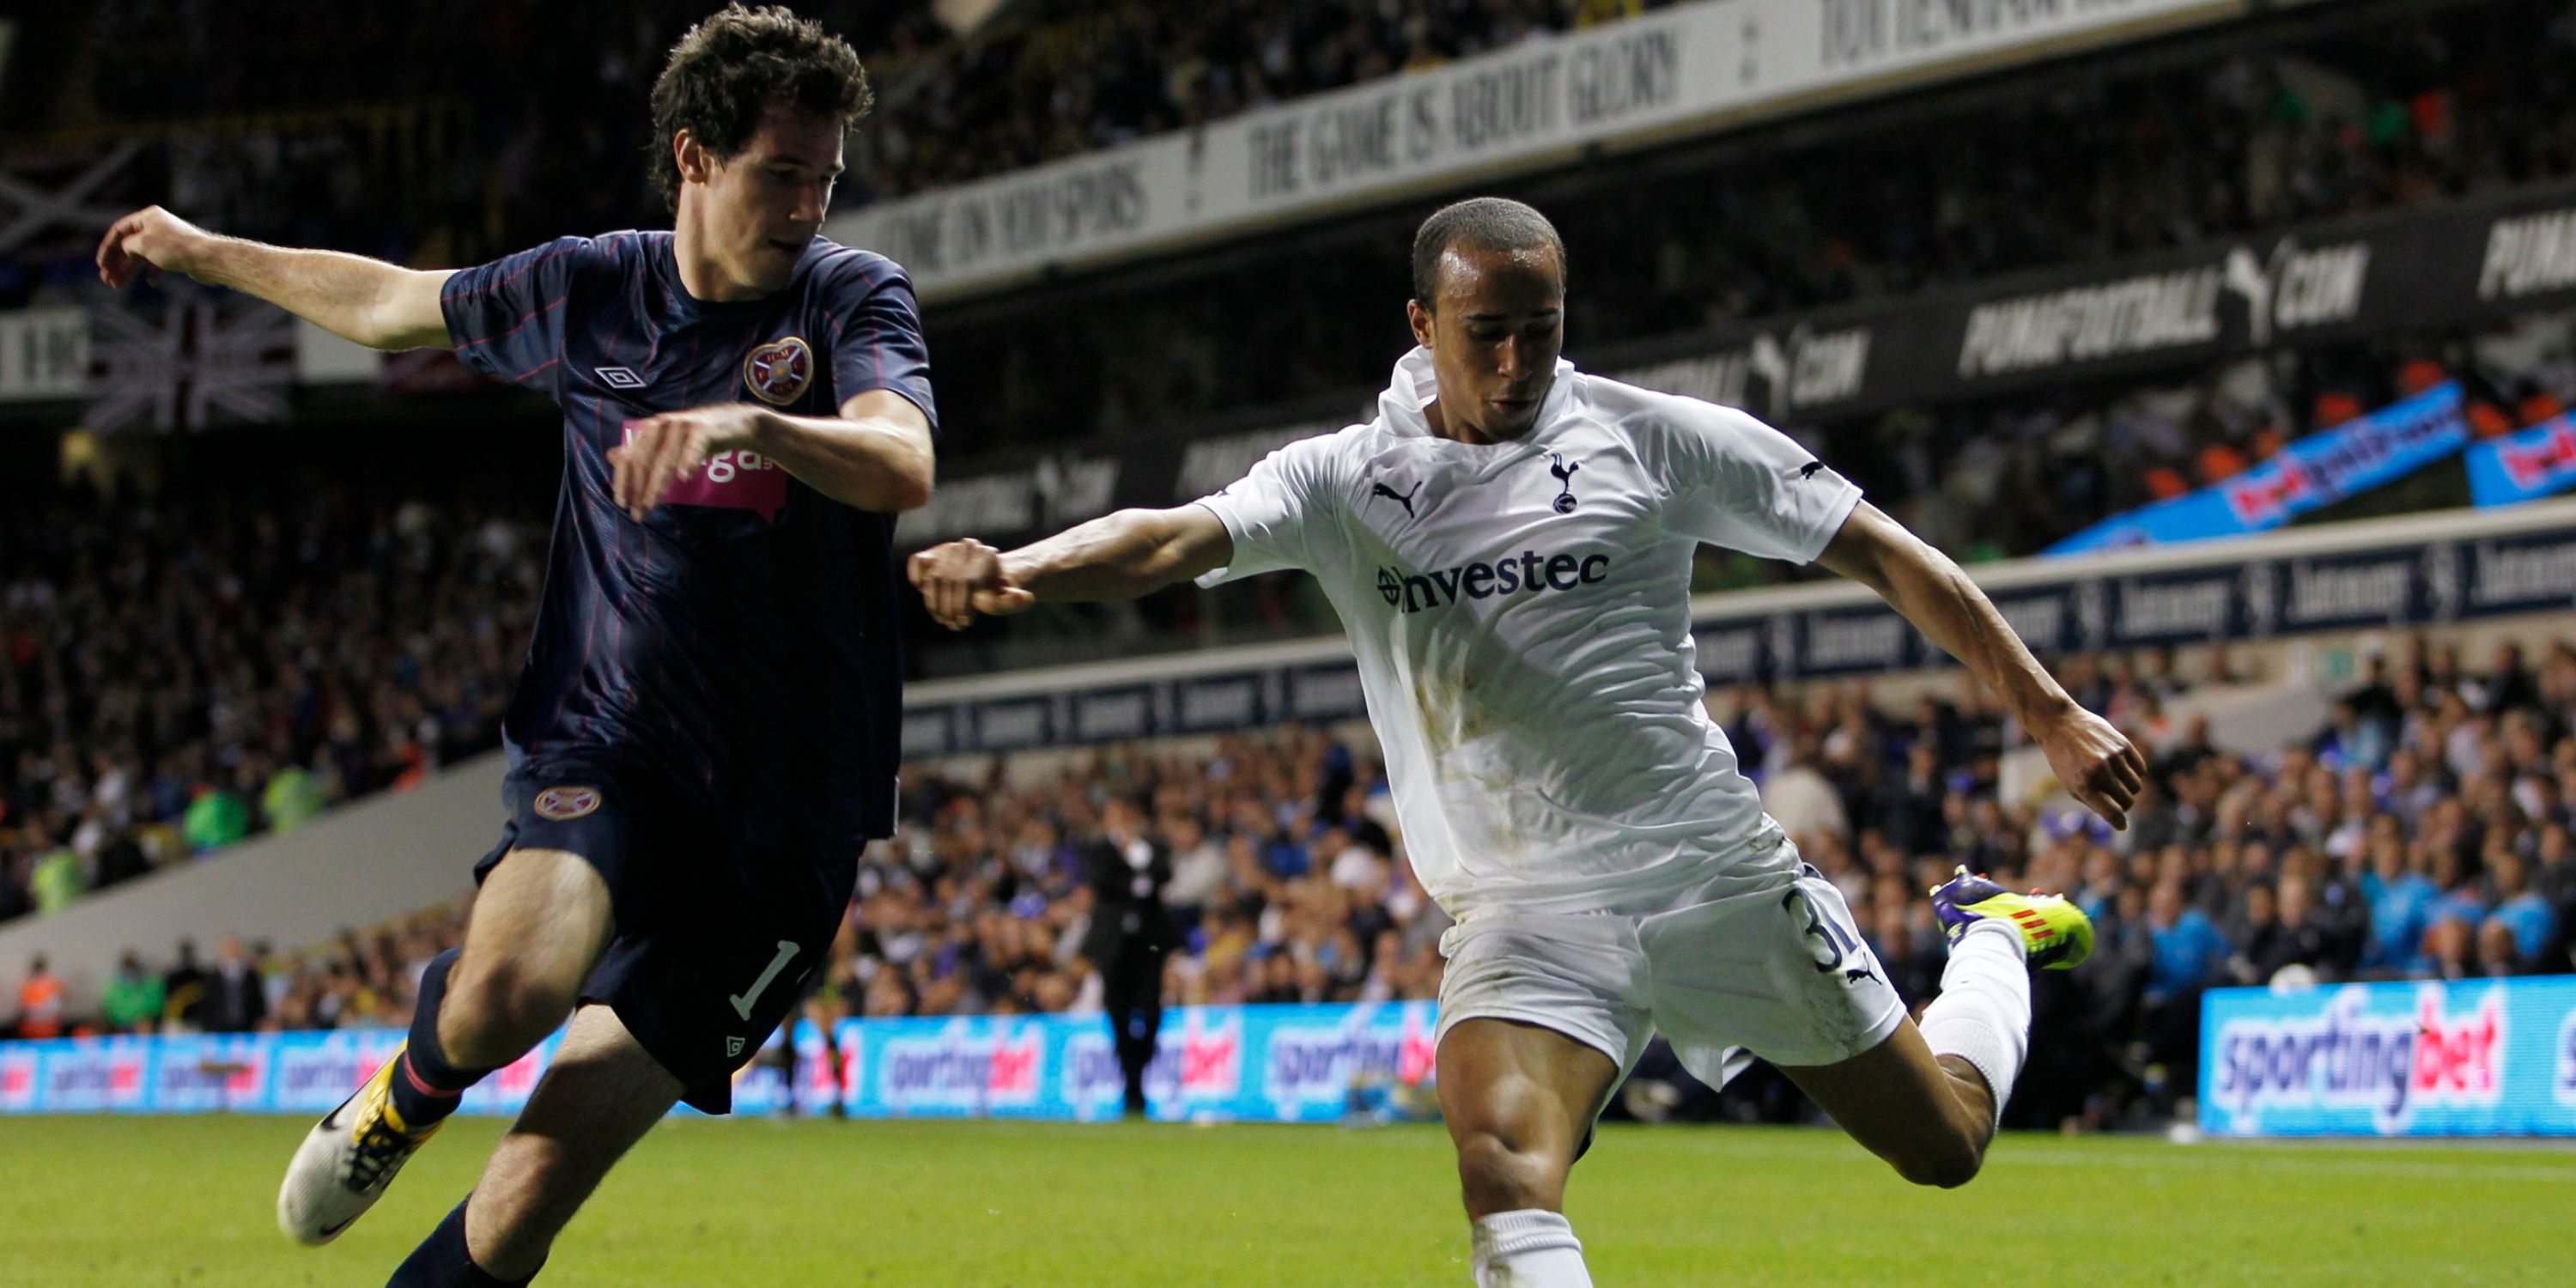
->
[2241,876,2341,984]
[1761,737,1849,848]
[2487,850,2561,971]
[100,951,166,1034]
[2140,879,2228,1101]
[13,953,65,1040]
[202,935,267,1034]
[182,773,252,854]
[159,939,210,1030]
[28,831,85,914]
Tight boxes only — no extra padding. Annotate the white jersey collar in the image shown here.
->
[1378,345,1580,441]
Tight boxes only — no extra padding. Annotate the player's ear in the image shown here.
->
[674,130,713,186]
[1407,299,1434,350]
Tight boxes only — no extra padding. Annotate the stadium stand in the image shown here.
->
[5,0,2575,1140]
[14,616,2576,1127]
[8,313,2562,928]
[0,473,540,922]
[907,0,2575,448]
[850,0,1676,200]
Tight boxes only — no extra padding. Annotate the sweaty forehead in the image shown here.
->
[1435,243,1563,313]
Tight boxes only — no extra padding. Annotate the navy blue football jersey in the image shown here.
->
[440,231,934,856]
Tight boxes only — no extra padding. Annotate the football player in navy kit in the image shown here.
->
[97,8,932,1285]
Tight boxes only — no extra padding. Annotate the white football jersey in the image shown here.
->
[1195,347,1862,917]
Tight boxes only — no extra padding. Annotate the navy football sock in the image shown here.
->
[390,950,495,1129]
[388,1196,542,1287]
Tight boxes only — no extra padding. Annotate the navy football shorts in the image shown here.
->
[473,765,856,1114]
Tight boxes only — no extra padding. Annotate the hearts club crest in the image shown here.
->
[741,337,813,406]
[533,787,602,821]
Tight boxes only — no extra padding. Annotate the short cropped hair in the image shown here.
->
[1410,197,1566,308]
[650,4,873,212]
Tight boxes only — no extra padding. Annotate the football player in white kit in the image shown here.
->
[910,198,2142,1287]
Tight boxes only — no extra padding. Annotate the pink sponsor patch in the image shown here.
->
[623,421,789,522]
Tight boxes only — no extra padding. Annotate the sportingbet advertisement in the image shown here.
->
[0,1000,1439,1123]
[2045,383,2470,556]
[2200,977,2576,1138]
[2465,415,2576,508]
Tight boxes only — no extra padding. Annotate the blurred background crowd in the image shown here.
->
[17,626,2575,1127]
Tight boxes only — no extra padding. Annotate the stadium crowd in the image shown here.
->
[913,0,2576,447]
[0,479,542,924]
[8,301,2573,933]
[850,0,1664,198]
[3,0,2556,350]
[17,628,2576,1128]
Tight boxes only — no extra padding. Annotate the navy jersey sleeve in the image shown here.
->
[823,266,938,435]
[440,235,597,393]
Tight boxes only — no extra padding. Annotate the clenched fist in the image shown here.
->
[606,404,769,521]
[96,206,219,289]
[908,539,1036,629]
[2029,702,2148,831]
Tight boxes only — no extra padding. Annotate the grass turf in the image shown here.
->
[5,1115,2568,1285]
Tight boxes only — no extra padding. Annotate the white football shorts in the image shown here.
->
[1435,837,1906,1100]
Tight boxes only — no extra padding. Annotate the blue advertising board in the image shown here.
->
[2466,416,2576,508]
[2200,977,2576,1138]
[0,1001,1441,1122]
[2048,384,2470,556]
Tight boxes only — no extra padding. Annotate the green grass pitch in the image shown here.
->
[8,1115,2568,1285]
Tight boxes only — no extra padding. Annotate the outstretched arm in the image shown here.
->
[1816,501,2148,829]
[96,206,453,351]
[908,506,1235,629]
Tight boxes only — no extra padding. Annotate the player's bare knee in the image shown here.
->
[446,954,580,1063]
[1895,1134,1985,1189]
[1454,1131,1563,1215]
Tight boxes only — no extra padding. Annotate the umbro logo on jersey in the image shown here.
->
[1370,479,1423,518]
[1800,460,1826,479]
[1547,453,1581,513]
[1376,549,1611,613]
[596,366,647,390]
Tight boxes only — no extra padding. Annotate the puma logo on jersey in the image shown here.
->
[1376,549,1611,613]
[1370,479,1424,518]
[1800,460,1826,480]
[1547,453,1581,513]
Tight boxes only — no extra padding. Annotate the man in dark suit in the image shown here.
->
[1080,796,1174,1118]
[204,934,268,1033]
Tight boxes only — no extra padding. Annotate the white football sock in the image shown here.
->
[1920,919,2031,1130]
[1469,1210,1593,1288]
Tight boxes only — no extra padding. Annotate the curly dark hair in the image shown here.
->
[649,4,873,212]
